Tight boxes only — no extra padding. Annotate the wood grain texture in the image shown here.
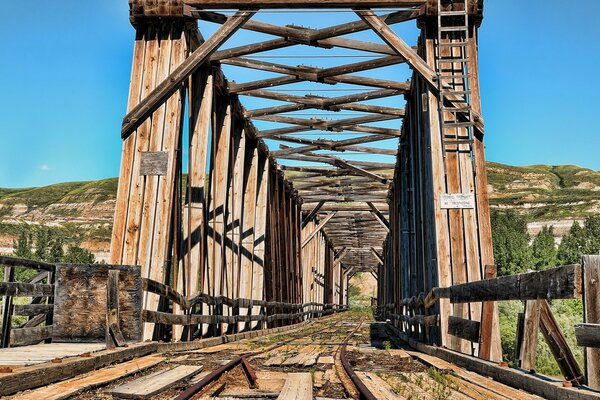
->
[53,265,142,343]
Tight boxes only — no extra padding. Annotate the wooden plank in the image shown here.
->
[10,325,53,346]
[538,299,584,384]
[276,372,312,400]
[447,316,480,343]
[519,299,542,371]
[11,355,164,400]
[121,11,254,137]
[582,255,600,390]
[240,143,259,331]
[179,70,214,339]
[355,371,405,400]
[0,282,53,297]
[107,365,202,399]
[13,304,53,317]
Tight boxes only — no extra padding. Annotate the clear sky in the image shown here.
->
[1,0,599,188]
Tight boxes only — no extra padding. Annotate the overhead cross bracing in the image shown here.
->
[185,7,420,276]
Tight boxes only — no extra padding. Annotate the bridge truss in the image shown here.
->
[110,0,501,361]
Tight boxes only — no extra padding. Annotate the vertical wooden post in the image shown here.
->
[518,299,542,371]
[479,264,501,361]
[178,70,214,340]
[106,270,125,349]
[582,255,600,390]
[1,266,15,348]
[111,21,188,341]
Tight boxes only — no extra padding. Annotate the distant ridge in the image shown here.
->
[1,162,599,260]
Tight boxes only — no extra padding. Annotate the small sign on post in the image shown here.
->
[140,151,169,176]
[440,193,476,209]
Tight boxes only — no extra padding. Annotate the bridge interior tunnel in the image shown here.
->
[110,0,500,362]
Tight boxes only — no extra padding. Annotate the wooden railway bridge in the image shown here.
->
[1,1,600,399]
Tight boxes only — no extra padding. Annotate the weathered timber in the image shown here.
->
[10,325,53,346]
[576,324,600,348]
[184,0,426,8]
[447,316,480,343]
[13,304,53,317]
[0,256,55,271]
[0,282,54,297]
[121,11,254,137]
[107,365,203,399]
[538,299,584,384]
[519,299,542,371]
[582,255,600,389]
[427,264,582,306]
[53,265,142,343]
[107,270,126,348]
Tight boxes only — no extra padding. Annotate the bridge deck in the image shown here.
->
[4,314,594,400]
[0,343,105,366]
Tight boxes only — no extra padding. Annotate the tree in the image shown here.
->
[583,215,600,255]
[531,226,558,270]
[34,226,52,261]
[48,238,65,263]
[63,245,95,264]
[13,230,33,260]
[557,221,587,265]
[491,210,533,276]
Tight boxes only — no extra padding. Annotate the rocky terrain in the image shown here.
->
[1,162,599,261]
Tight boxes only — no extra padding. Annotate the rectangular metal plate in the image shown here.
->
[140,151,169,176]
[440,193,476,209]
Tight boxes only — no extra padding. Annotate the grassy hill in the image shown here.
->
[0,162,599,260]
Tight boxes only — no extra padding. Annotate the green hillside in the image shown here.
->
[0,162,598,251]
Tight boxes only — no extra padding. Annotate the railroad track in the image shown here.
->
[12,312,546,399]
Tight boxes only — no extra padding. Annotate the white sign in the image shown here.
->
[440,193,476,209]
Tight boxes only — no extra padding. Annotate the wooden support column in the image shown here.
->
[106,270,126,349]
[228,120,246,332]
[110,21,188,340]
[178,70,214,340]
[582,255,600,389]
[207,95,233,336]
[254,156,269,329]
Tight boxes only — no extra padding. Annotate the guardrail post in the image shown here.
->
[1,265,15,348]
[582,255,600,390]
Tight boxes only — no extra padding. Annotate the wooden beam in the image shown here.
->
[302,201,325,229]
[301,212,337,248]
[426,264,582,306]
[121,11,254,138]
[447,316,480,343]
[184,0,426,9]
[539,299,584,384]
[576,324,600,348]
[367,202,390,229]
[370,247,384,264]
[355,9,437,88]
[582,255,600,389]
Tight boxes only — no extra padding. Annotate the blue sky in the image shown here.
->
[0,0,599,188]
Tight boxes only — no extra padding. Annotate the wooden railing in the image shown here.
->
[142,277,347,334]
[377,255,600,390]
[0,256,56,347]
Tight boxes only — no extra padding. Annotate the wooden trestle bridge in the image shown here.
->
[1,0,600,399]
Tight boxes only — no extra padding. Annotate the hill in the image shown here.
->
[1,162,599,260]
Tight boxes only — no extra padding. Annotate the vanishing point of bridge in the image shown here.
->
[1,1,599,399]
